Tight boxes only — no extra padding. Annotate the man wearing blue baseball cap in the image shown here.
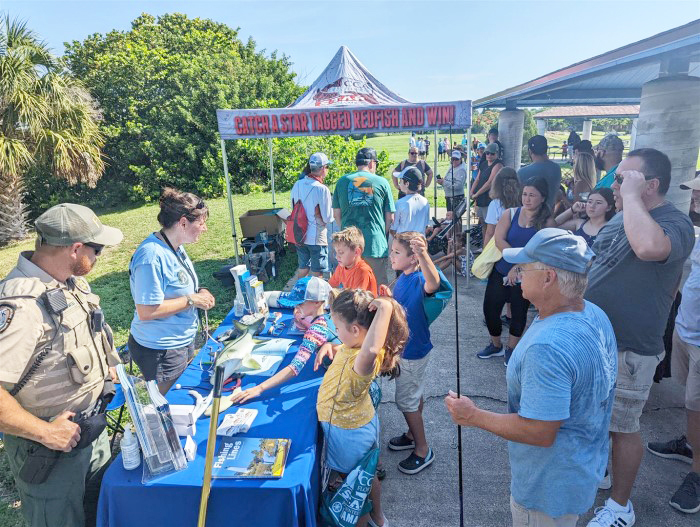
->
[291,152,333,278]
[332,147,395,285]
[446,228,618,526]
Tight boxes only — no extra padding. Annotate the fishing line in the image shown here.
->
[448,124,465,527]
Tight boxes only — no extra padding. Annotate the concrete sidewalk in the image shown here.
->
[378,276,695,527]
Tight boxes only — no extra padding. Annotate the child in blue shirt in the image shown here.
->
[380,231,442,474]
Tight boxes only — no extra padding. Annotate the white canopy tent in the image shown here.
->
[216,45,472,262]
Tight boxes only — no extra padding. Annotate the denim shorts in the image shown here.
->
[296,244,328,273]
[321,413,379,474]
[127,334,195,384]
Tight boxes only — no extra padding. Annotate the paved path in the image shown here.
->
[378,276,695,527]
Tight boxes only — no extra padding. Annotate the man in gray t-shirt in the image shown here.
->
[517,135,561,210]
[584,148,695,527]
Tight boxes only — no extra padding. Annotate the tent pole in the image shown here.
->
[221,138,239,264]
[465,128,472,289]
[268,138,276,208]
[433,129,438,218]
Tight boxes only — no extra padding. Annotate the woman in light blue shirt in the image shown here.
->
[128,188,215,394]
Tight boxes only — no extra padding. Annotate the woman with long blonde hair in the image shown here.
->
[572,152,596,201]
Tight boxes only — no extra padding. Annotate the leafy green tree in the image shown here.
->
[0,16,105,244]
[472,109,499,134]
[49,12,363,210]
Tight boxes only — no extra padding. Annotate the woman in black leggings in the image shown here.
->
[477,177,554,365]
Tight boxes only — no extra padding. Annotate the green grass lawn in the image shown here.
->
[366,132,480,209]
[0,192,300,348]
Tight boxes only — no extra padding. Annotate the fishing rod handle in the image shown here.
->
[213,365,225,397]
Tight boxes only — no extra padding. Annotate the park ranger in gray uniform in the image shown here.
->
[0,203,123,527]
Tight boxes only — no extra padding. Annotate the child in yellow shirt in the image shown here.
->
[316,290,408,527]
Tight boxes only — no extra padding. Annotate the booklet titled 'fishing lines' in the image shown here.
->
[212,437,291,479]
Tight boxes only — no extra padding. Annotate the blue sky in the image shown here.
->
[4,1,699,102]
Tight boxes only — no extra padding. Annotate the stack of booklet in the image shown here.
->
[212,437,291,479]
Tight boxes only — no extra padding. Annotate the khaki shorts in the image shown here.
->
[510,496,579,527]
[395,354,430,413]
[610,348,665,434]
[671,329,700,412]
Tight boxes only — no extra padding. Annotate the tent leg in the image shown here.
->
[465,129,472,289]
[268,138,276,208]
[221,138,239,264]
[433,129,438,218]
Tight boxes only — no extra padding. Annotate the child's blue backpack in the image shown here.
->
[423,269,454,325]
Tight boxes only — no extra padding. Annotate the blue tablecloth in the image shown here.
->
[97,308,324,527]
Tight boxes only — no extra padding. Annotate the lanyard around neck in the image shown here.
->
[159,230,198,290]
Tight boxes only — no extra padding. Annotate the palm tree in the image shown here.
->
[0,16,105,244]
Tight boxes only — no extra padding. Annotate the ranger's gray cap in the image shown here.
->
[503,228,594,274]
[35,203,124,246]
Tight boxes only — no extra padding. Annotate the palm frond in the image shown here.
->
[0,14,106,243]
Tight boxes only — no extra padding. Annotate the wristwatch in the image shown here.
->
[185,294,194,307]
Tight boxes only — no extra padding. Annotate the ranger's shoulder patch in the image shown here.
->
[0,304,15,333]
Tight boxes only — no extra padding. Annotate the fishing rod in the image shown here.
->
[448,125,465,527]
[197,365,225,527]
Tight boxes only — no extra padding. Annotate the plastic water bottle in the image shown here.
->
[234,297,244,317]
[121,426,141,470]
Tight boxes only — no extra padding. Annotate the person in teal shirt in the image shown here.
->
[332,147,395,285]
[593,134,624,189]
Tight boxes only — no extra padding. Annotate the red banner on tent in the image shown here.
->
[216,101,472,140]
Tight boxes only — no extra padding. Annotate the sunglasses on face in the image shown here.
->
[84,242,104,256]
[485,152,496,156]
[409,151,418,155]
[614,173,657,185]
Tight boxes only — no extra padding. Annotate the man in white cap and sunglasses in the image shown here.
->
[0,203,123,527]
[291,152,334,279]
[446,228,617,526]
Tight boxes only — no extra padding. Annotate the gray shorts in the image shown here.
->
[476,206,489,221]
[610,348,665,434]
[127,334,195,384]
[671,329,700,412]
[395,354,431,413]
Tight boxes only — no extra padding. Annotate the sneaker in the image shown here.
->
[398,449,434,475]
[477,342,504,359]
[367,514,389,527]
[504,347,514,366]
[647,435,693,464]
[587,498,635,527]
[388,433,415,451]
[598,469,611,490]
[670,472,700,514]
[500,315,511,326]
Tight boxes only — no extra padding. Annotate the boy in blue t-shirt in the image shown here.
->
[380,231,442,474]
